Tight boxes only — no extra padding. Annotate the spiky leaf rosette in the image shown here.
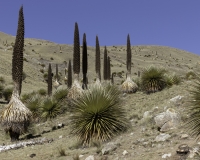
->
[67,60,72,88]
[12,6,24,95]
[0,92,32,141]
[82,33,88,89]
[103,46,108,81]
[40,97,61,120]
[70,85,129,145]
[73,22,80,76]
[126,34,131,75]
[95,36,101,80]
[121,76,138,93]
[107,56,111,81]
[185,75,200,140]
[141,66,167,94]
[164,73,181,87]
[48,63,52,96]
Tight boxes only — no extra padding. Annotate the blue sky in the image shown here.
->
[1,1,200,55]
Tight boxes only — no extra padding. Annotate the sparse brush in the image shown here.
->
[186,71,196,80]
[165,73,181,87]
[73,154,80,160]
[0,84,4,98]
[0,76,5,84]
[57,146,66,157]
[95,35,101,80]
[70,84,129,146]
[2,86,13,102]
[185,75,200,140]
[40,97,61,120]
[21,91,37,103]
[52,87,68,102]
[141,66,167,94]
[37,88,47,96]
[26,95,42,122]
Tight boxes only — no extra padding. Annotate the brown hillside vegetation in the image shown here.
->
[0,31,200,159]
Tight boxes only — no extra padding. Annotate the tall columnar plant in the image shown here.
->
[82,33,88,89]
[95,35,101,82]
[0,6,32,141]
[53,64,60,89]
[73,22,80,79]
[121,34,138,93]
[48,63,52,96]
[107,56,111,82]
[67,60,72,88]
[103,46,108,81]
[68,22,82,99]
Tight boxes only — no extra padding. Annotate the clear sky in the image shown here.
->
[1,1,200,55]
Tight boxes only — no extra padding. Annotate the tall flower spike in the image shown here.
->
[127,34,131,75]
[67,60,72,88]
[107,56,111,81]
[95,35,101,81]
[48,63,52,96]
[82,33,88,89]
[12,6,24,96]
[73,22,80,77]
[103,46,108,81]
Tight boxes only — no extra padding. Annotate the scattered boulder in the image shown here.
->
[180,134,189,139]
[154,108,181,132]
[155,133,171,142]
[102,142,117,155]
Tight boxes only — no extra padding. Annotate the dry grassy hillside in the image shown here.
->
[0,31,200,94]
[0,31,200,160]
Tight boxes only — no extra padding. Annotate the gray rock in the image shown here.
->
[102,142,117,155]
[169,95,184,103]
[85,155,94,160]
[180,134,189,139]
[162,153,171,158]
[154,108,180,132]
[155,133,171,142]
[122,150,128,156]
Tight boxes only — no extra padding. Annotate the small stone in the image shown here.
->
[130,132,134,136]
[176,144,189,154]
[102,142,117,155]
[85,155,94,160]
[122,150,128,156]
[79,155,84,158]
[161,153,171,158]
[155,133,171,142]
[181,134,189,139]
[59,135,62,139]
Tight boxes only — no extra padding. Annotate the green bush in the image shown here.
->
[186,71,196,80]
[37,88,47,96]
[40,98,61,120]
[141,66,167,94]
[185,75,200,139]
[21,91,36,103]
[0,76,5,84]
[165,73,181,87]
[70,85,129,145]
[2,86,13,101]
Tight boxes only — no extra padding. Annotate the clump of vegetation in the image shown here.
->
[185,75,200,139]
[21,91,36,103]
[70,85,129,146]
[185,71,196,80]
[2,86,13,101]
[37,88,47,96]
[165,73,181,87]
[140,66,167,94]
[57,146,66,157]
